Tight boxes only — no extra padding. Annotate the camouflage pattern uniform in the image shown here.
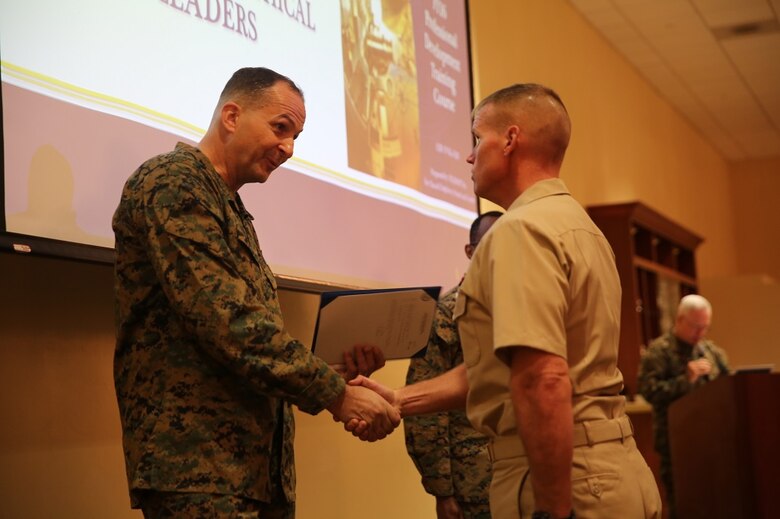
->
[136,491,292,519]
[637,331,729,519]
[405,285,492,518]
[112,143,345,512]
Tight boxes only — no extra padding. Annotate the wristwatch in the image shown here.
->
[531,511,575,519]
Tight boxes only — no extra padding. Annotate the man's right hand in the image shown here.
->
[341,375,401,441]
[436,496,465,519]
[348,374,398,405]
[327,383,400,442]
[686,358,712,382]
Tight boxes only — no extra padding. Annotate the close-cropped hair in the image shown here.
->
[469,210,503,246]
[218,67,304,108]
[474,83,571,165]
[475,83,567,115]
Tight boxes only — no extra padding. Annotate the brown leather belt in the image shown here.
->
[487,415,634,462]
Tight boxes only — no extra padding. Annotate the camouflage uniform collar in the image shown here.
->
[174,142,255,221]
[668,330,695,356]
[232,192,254,221]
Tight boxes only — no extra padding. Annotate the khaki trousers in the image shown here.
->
[489,429,661,518]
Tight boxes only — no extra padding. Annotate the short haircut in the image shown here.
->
[476,83,567,115]
[677,294,712,316]
[475,83,570,165]
[469,210,503,246]
[218,67,303,108]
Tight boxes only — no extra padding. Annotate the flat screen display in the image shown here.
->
[1,0,476,289]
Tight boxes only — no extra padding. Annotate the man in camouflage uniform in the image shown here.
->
[638,294,729,519]
[112,67,400,518]
[405,211,502,519]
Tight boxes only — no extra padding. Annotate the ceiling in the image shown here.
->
[568,0,780,162]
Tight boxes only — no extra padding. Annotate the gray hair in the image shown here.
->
[677,294,712,316]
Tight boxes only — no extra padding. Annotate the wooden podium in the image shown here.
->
[668,373,780,518]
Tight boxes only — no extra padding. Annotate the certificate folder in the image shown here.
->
[311,286,441,364]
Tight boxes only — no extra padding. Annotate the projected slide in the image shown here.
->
[1,0,476,288]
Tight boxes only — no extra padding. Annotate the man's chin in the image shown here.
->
[261,161,284,181]
[255,168,273,183]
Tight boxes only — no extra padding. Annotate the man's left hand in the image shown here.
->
[334,344,386,381]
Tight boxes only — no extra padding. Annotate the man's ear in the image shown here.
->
[220,102,241,133]
[504,125,520,155]
[465,243,474,259]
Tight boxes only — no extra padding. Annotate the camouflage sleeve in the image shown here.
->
[710,341,730,374]
[140,166,344,414]
[403,288,460,497]
[637,340,693,407]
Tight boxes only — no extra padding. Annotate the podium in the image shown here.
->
[668,373,780,519]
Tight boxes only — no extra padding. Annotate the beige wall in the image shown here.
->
[700,275,780,370]
[731,157,780,282]
[703,158,780,366]
[470,0,739,279]
[1,0,778,517]
[0,253,136,518]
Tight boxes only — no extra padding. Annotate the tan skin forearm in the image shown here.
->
[397,363,469,418]
[509,347,573,517]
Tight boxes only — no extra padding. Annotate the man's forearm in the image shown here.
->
[397,364,468,417]
[509,348,573,517]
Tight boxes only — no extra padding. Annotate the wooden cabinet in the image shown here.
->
[587,202,703,396]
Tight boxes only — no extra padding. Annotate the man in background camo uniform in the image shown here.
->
[112,67,399,519]
[405,211,502,519]
[638,294,729,519]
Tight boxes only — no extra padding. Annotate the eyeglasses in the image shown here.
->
[680,316,710,333]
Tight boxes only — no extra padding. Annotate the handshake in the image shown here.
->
[327,345,402,442]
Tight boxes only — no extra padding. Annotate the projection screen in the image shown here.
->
[1,0,476,290]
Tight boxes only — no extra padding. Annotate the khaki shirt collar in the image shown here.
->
[507,177,570,211]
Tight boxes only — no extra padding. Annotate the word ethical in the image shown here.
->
[261,0,316,31]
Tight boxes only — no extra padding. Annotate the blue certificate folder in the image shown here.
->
[311,286,441,364]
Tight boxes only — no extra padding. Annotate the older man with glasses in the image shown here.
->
[638,294,730,519]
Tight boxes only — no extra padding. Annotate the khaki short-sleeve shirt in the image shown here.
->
[455,178,626,438]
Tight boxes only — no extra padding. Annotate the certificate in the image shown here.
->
[311,286,441,364]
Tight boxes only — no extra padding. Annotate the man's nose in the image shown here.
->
[280,139,294,159]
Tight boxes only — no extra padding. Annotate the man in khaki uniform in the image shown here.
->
[349,84,661,519]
